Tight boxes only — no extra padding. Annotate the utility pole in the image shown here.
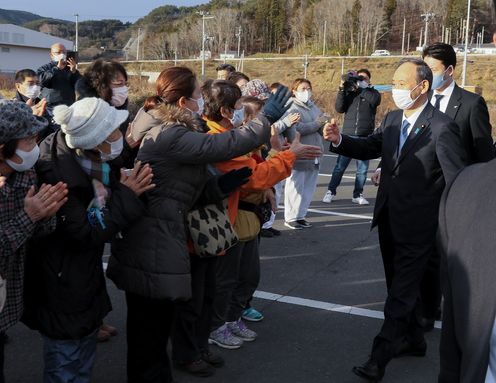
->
[407,33,411,53]
[74,14,79,52]
[303,54,309,78]
[419,29,423,49]
[401,17,406,55]
[136,27,141,61]
[481,25,485,45]
[421,13,436,47]
[198,11,214,79]
[236,26,242,58]
[322,20,327,56]
[461,0,471,88]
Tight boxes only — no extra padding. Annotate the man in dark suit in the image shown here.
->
[323,58,467,381]
[438,160,496,383]
[418,42,495,330]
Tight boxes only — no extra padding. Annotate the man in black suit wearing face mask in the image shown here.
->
[323,58,467,382]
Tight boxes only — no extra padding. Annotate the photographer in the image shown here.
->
[37,43,80,107]
[323,69,381,205]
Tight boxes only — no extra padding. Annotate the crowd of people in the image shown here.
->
[0,41,494,383]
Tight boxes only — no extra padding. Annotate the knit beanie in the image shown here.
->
[0,99,48,144]
[53,97,129,150]
[241,79,271,100]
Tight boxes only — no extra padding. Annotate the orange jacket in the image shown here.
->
[206,119,295,225]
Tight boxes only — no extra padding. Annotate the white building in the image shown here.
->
[0,24,74,73]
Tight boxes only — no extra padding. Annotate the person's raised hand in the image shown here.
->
[27,98,47,117]
[120,161,155,196]
[67,57,77,73]
[288,132,322,160]
[125,123,141,149]
[323,119,341,144]
[0,176,5,189]
[262,85,292,124]
[57,58,66,70]
[24,182,68,222]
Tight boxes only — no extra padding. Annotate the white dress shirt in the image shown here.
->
[430,80,456,113]
[485,319,496,382]
[401,100,429,136]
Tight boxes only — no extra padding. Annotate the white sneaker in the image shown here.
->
[322,191,334,203]
[352,194,369,205]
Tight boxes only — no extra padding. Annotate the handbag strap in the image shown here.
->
[238,200,257,212]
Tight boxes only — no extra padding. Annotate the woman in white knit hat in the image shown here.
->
[23,97,154,383]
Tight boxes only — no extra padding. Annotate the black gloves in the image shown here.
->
[218,167,253,194]
[262,85,292,124]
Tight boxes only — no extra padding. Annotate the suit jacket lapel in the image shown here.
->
[393,104,433,170]
[445,83,462,120]
[389,111,402,165]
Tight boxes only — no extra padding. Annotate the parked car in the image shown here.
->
[371,49,391,56]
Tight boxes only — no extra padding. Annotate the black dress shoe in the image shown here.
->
[394,338,427,358]
[268,227,281,236]
[173,358,215,377]
[352,359,385,382]
[260,229,274,238]
[420,317,435,332]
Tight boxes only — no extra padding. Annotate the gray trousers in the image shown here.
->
[284,168,319,222]
[211,238,260,330]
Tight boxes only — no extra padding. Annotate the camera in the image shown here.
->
[341,71,364,93]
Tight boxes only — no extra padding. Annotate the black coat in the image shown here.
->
[37,62,81,107]
[331,102,466,244]
[335,87,381,136]
[107,104,270,301]
[23,131,145,339]
[431,84,494,164]
[438,159,496,383]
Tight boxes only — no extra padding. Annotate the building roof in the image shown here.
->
[0,24,73,49]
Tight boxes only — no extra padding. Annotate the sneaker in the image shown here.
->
[352,194,370,205]
[296,219,312,228]
[260,228,274,238]
[227,319,257,342]
[242,307,264,322]
[322,190,334,203]
[267,227,281,236]
[284,221,303,230]
[174,358,215,377]
[208,324,243,349]
[200,349,225,368]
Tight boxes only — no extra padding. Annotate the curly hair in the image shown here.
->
[202,79,241,122]
[82,59,128,103]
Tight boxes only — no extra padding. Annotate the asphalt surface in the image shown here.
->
[5,154,440,383]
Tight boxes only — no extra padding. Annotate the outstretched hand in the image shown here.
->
[262,85,292,124]
[120,161,156,196]
[289,132,322,160]
[323,119,341,144]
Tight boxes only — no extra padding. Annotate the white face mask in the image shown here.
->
[358,80,369,89]
[23,84,41,100]
[392,82,423,110]
[431,67,451,91]
[99,136,123,162]
[52,53,66,62]
[188,96,204,116]
[6,145,40,172]
[230,106,245,128]
[295,90,311,103]
[111,86,129,107]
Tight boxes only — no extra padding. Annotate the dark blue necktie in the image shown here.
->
[434,94,444,110]
[399,120,410,153]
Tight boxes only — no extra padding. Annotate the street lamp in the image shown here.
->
[198,11,214,79]
[461,0,471,88]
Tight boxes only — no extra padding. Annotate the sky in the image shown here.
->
[3,0,209,23]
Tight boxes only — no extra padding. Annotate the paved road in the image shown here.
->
[5,154,440,383]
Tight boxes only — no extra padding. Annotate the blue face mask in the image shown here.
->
[230,106,245,128]
[431,67,451,90]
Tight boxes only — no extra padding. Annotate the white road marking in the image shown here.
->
[307,208,373,220]
[253,290,442,329]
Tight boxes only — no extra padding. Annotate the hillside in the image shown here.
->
[0,8,43,25]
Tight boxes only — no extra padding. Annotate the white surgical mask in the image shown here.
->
[189,96,204,116]
[52,53,66,62]
[99,136,123,162]
[111,86,129,107]
[229,106,245,128]
[6,145,40,172]
[23,84,41,100]
[358,81,369,89]
[431,67,451,91]
[392,82,423,110]
[295,90,311,103]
